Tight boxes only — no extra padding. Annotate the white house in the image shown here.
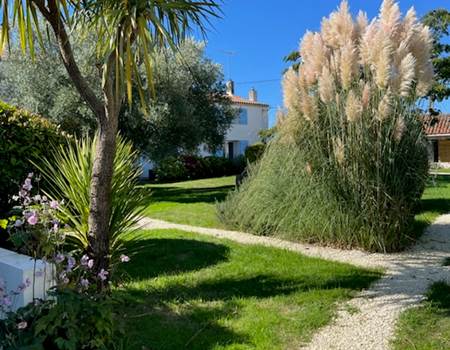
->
[217,80,269,159]
[140,80,269,178]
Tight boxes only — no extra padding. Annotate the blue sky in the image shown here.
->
[200,0,450,126]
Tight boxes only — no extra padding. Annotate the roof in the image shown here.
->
[423,114,450,136]
[228,94,269,107]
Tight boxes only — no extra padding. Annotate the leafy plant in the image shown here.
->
[221,0,432,252]
[36,135,145,272]
[0,101,66,215]
[0,290,124,350]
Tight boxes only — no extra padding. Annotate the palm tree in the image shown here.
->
[0,0,220,286]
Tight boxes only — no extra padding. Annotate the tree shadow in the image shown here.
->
[140,185,234,206]
[116,237,380,350]
[427,281,450,313]
[121,237,230,280]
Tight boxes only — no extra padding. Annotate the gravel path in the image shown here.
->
[139,216,450,350]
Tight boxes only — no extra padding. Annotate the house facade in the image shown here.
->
[218,80,269,159]
[423,114,450,166]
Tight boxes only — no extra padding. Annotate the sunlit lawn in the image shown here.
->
[116,229,381,350]
[141,176,235,228]
[393,282,450,350]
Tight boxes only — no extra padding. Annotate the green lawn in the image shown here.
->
[413,175,450,236]
[116,229,381,350]
[141,176,235,228]
[392,282,450,350]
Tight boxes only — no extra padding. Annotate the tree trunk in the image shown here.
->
[88,56,120,289]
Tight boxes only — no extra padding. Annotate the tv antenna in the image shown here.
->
[220,50,237,80]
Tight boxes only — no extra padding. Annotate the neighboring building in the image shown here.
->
[423,114,450,166]
[217,80,269,159]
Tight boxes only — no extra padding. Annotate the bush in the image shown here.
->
[37,135,145,267]
[0,101,66,214]
[0,290,123,350]
[220,2,432,252]
[155,155,246,182]
[245,143,266,163]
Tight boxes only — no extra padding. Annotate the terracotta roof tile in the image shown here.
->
[228,95,269,107]
[423,114,450,136]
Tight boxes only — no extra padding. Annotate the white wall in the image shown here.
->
[226,104,268,146]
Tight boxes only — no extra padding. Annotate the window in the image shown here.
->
[238,108,248,125]
[239,140,249,155]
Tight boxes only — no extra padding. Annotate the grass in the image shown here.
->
[412,175,450,237]
[392,282,450,350]
[141,176,235,228]
[430,167,450,174]
[116,229,382,350]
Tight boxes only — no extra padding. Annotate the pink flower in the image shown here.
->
[98,269,109,281]
[50,200,59,209]
[55,253,65,264]
[27,172,34,178]
[80,254,90,266]
[17,321,27,330]
[80,278,89,288]
[22,178,32,191]
[2,296,12,306]
[120,254,130,263]
[87,259,94,269]
[27,212,38,225]
[66,256,76,272]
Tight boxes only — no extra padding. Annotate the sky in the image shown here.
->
[198,0,450,126]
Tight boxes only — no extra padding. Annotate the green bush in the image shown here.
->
[0,290,124,349]
[245,143,266,163]
[155,155,246,182]
[0,101,66,214]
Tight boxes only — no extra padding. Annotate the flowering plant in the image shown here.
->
[4,173,65,260]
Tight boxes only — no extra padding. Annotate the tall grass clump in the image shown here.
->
[37,134,145,264]
[220,0,433,252]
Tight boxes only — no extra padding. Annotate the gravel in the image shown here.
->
[139,215,450,350]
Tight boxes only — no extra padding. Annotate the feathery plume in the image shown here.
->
[333,137,345,165]
[362,83,371,109]
[377,91,392,121]
[379,0,401,40]
[321,1,355,49]
[301,94,318,121]
[374,35,392,89]
[398,53,416,96]
[355,11,369,37]
[345,90,363,122]
[394,116,405,141]
[282,68,301,111]
[318,66,335,103]
[340,42,358,89]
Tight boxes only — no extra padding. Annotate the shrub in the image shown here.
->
[0,101,66,214]
[36,135,145,268]
[0,290,123,350]
[220,0,432,252]
[245,143,266,163]
[155,155,246,182]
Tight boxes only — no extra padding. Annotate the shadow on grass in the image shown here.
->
[141,185,235,206]
[121,238,230,280]
[427,281,450,313]
[116,237,380,350]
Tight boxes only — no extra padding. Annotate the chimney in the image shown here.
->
[249,87,257,102]
[226,80,234,95]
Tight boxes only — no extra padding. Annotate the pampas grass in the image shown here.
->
[219,0,432,252]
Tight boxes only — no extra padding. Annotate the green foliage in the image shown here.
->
[155,155,246,182]
[36,135,145,265]
[423,9,450,106]
[0,290,122,350]
[119,40,236,161]
[0,101,66,214]
[245,142,266,163]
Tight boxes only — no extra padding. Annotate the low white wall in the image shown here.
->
[0,248,54,316]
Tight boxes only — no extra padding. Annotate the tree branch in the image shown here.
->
[32,0,105,121]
